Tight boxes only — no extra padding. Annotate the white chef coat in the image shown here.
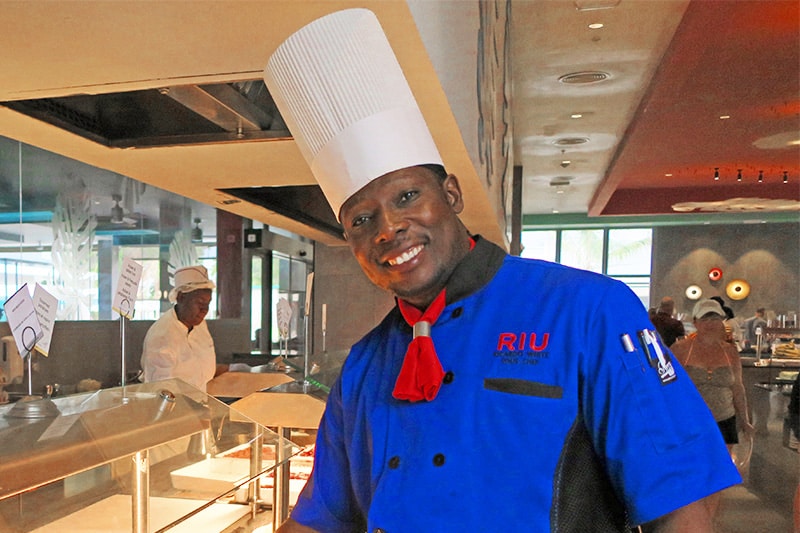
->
[141,307,216,392]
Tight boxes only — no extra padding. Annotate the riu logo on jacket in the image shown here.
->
[494,332,551,364]
[496,332,550,352]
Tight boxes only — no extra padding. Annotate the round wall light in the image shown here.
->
[726,279,751,301]
[685,285,703,300]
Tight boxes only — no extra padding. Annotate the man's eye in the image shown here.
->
[351,215,370,228]
[399,190,418,203]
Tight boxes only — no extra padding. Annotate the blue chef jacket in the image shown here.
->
[292,237,741,532]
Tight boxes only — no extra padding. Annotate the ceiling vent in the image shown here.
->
[574,0,621,11]
[553,137,589,146]
[550,177,573,194]
[558,71,610,84]
[550,177,573,187]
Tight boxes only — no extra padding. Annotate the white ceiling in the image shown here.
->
[511,0,689,215]
[0,0,797,250]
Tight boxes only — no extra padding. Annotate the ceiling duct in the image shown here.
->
[220,185,343,240]
[1,80,291,149]
[159,83,274,134]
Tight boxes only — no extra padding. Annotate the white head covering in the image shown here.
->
[263,8,443,219]
[169,265,215,303]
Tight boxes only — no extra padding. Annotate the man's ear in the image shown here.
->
[442,174,465,214]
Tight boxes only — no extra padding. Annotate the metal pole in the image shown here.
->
[249,426,263,518]
[132,450,149,533]
[755,326,764,362]
[120,316,127,387]
[26,350,32,396]
[303,315,310,386]
[272,427,291,531]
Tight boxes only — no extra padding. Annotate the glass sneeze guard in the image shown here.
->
[0,378,302,533]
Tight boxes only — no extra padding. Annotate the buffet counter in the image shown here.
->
[741,354,800,511]
[0,378,301,533]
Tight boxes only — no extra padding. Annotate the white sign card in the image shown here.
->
[2,283,43,356]
[112,257,143,319]
[33,284,58,357]
[276,298,292,339]
[305,272,314,316]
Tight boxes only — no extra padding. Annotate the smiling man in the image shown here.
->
[264,8,740,533]
[340,164,471,309]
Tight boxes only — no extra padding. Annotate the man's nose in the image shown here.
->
[374,208,407,243]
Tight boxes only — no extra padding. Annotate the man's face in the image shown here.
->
[339,166,471,308]
[176,289,212,328]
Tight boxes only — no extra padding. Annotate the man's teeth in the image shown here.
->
[388,245,422,266]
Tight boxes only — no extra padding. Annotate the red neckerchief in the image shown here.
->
[392,237,475,402]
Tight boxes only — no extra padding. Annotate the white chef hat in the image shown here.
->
[169,265,215,303]
[263,8,443,220]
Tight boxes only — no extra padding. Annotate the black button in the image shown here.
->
[433,453,445,466]
[452,307,463,318]
[388,456,400,469]
[443,371,454,384]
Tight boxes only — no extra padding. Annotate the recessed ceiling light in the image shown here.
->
[588,23,604,29]
[570,113,583,119]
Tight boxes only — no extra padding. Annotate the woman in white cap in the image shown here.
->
[141,265,225,392]
[265,9,739,532]
[671,298,754,521]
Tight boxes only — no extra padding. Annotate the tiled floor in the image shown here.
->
[715,388,798,533]
[718,484,793,532]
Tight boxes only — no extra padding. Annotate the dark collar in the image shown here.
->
[444,235,507,305]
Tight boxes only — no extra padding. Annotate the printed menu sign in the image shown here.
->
[112,257,143,319]
[2,283,43,356]
[33,284,58,356]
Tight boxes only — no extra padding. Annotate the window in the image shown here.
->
[520,231,556,262]
[0,137,223,321]
[521,227,653,307]
[560,229,604,273]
